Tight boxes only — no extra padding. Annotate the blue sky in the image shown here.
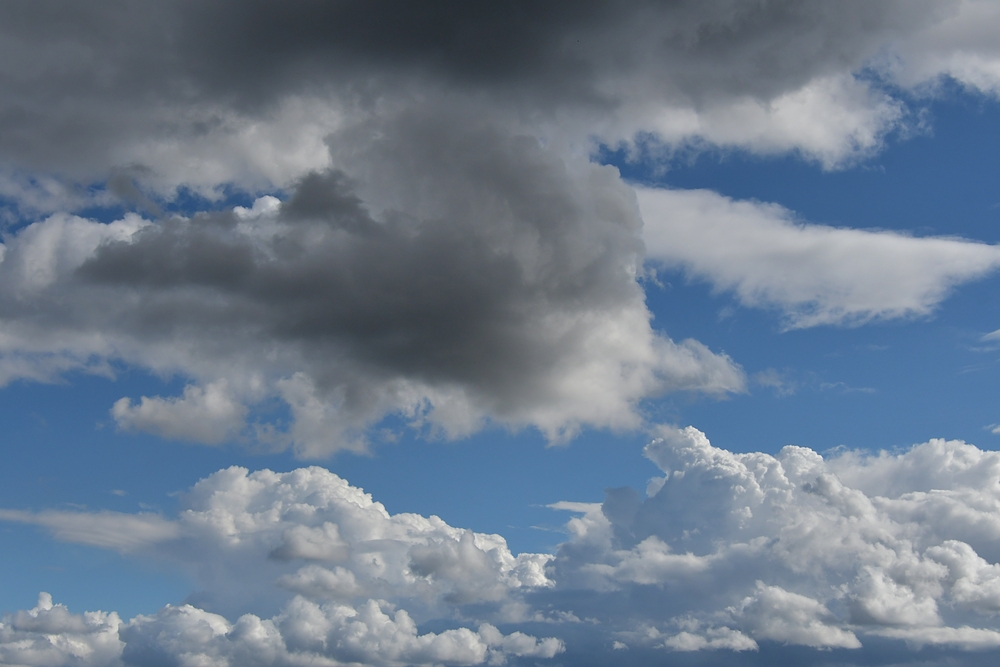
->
[5,3,1000,666]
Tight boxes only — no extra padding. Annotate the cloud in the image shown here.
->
[736,583,862,649]
[112,380,247,444]
[753,368,799,396]
[7,432,1000,662]
[118,599,563,667]
[637,186,1000,328]
[0,0,988,206]
[545,426,1000,656]
[6,3,1000,451]
[0,593,562,667]
[0,132,744,454]
[882,0,1000,97]
[2,465,555,622]
[0,466,564,667]
[0,509,178,552]
[0,593,123,667]
[8,6,1000,663]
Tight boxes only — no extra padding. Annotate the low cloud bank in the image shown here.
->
[6,430,1000,664]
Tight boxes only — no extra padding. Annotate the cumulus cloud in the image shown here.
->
[0,467,565,667]
[117,598,562,667]
[0,593,123,667]
[112,380,247,444]
[543,427,1000,657]
[7,434,1000,663]
[0,593,561,667]
[0,133,744,454]
[2,466,554,622]
[638,186,1000,328]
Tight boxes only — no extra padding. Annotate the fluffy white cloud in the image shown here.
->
[112,380,248,444]
[0,466,564,666]
[637,186,1000,327]
[0,593,561,667]
[0,593,123,667]
[1,466,554,622]
[736,583,862,649]
[546,426,1000,655]
[8,433,1000,662]
[118,598,562,667]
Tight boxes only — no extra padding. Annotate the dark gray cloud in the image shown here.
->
[1,1,996,451]
[0,111,743,453]
[0,0,949,193]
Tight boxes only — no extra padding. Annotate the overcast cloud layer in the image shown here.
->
[7,434,1000,665]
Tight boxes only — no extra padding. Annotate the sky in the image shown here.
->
[6,1,1000,665]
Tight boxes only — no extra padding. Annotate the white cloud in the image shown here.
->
[0,593,123,667]
[621,73,905,169]
[637,186,1000,328]
[0,593,562,667]
[0,466,565,666]
[0,509,178,552]
[112,380,248,444]
[119,597,562,667]
[7,432,1000,661]
[736,583,861,649]
[661,625,758,652]
[548,426,1000,654]
[2,465,554,621]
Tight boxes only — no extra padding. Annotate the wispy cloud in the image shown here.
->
[638,187,1000,329]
